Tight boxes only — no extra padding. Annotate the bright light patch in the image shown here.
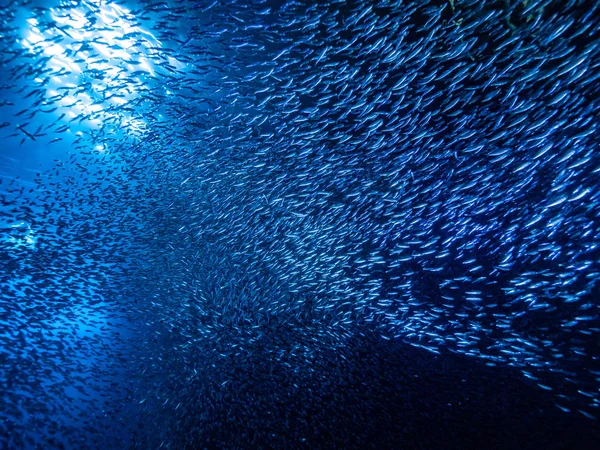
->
[21,0,180,135]
[4,221,38,250]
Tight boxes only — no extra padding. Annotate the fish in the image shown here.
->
[0,0,599,448]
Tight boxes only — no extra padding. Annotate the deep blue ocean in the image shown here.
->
[1,0,599,448]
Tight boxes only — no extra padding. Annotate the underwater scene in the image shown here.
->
[0,0,599,448]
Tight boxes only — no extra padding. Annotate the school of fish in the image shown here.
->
[1,0,599,448]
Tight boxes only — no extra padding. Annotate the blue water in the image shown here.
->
[1,0,599,448]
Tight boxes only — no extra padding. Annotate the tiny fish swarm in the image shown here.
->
[0,0,599,448]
